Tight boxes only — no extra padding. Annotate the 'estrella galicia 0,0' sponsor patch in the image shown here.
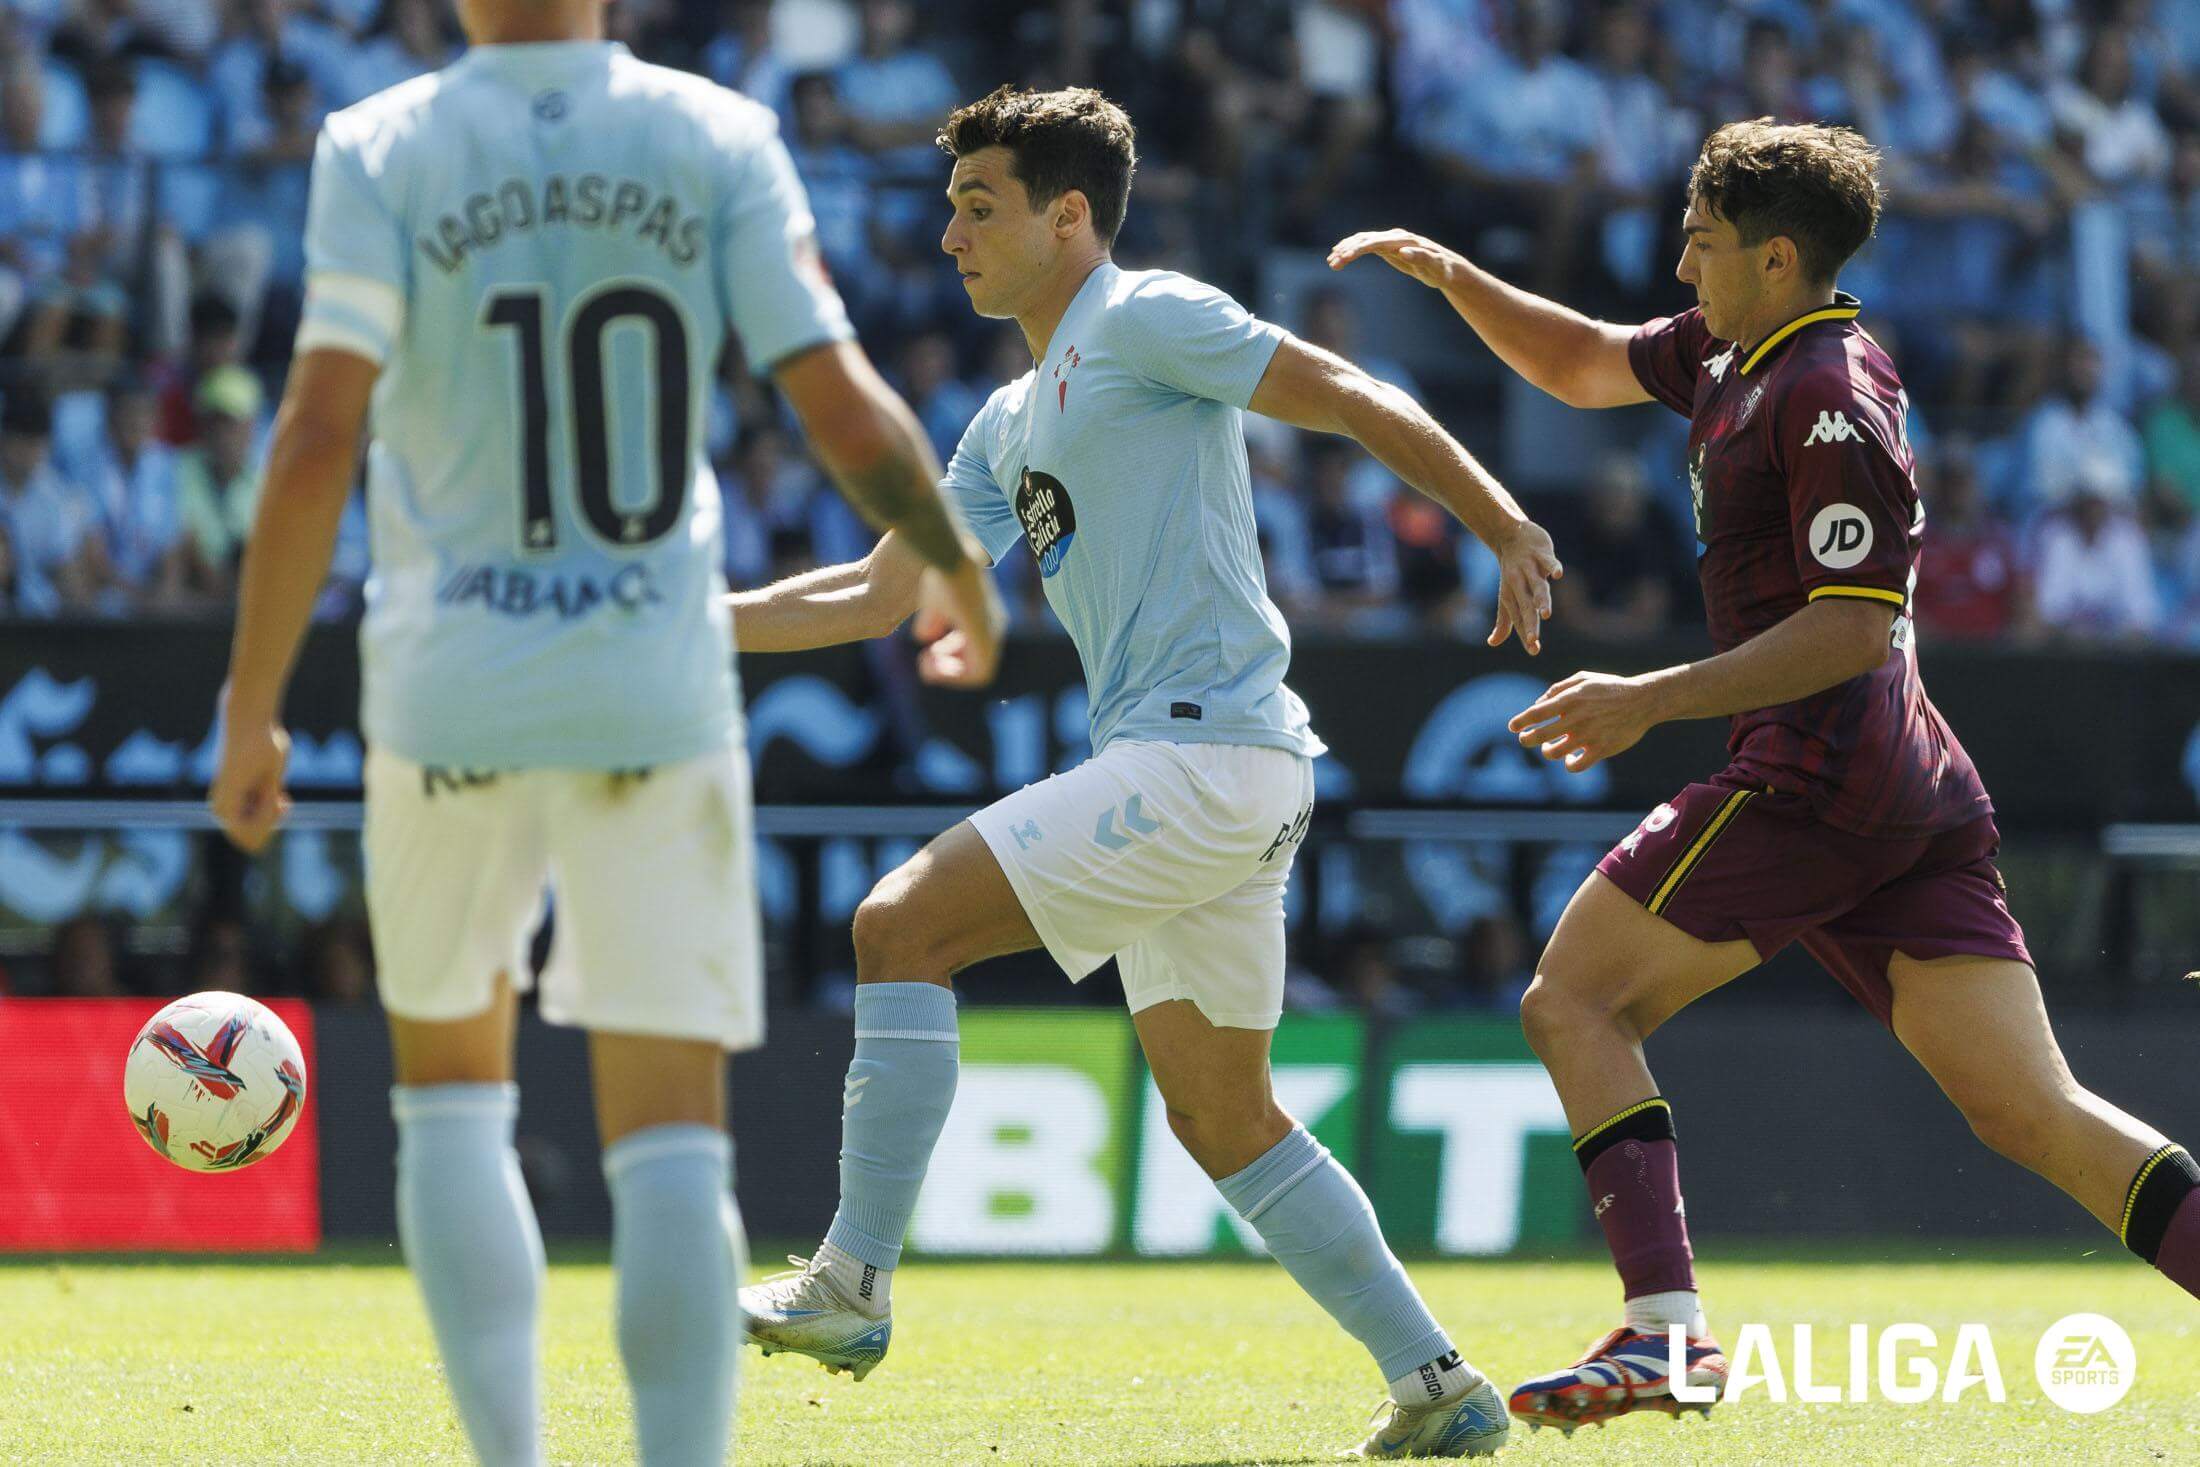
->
[1017,469,1078,577]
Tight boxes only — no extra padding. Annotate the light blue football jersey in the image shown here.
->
[941,263,1324,759]
[296,40,852,769]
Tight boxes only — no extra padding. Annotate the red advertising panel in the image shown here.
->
[0,998,321,1251]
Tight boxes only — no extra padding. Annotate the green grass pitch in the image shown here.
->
[2,1246,2193,1464]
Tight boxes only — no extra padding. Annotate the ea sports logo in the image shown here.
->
[1808,503,1873,570]
[2034,1313,2135,1413]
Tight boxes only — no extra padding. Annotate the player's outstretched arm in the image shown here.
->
[727,531,1002,688]
[774,340,1005,683]
[1509,599,1898,772]
[210,348,376,853]
[1328,229,1650,410]
[1249,336,1562,654]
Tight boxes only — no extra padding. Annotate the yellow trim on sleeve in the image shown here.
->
[1808,585,1908,607]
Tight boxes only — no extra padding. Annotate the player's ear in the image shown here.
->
[1053,188,1090,239]
[1764,233,1799,280]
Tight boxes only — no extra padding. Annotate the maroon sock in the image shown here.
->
[2123,1144,2200,1299]
[1576,1097,1696,1300]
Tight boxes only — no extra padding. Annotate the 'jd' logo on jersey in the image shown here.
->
[1017,469,1078,578]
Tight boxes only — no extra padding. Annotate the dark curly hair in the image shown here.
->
[938,85,1138,246]
[1689,119,1882,284]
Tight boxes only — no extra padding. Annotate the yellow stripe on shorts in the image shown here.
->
[1646,789,1757,916]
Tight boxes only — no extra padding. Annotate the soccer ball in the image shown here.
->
[122,992,308,1172]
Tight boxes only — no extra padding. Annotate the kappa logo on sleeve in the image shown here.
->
[1804,410,1860,447]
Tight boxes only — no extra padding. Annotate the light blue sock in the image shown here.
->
[605,1124,744,1467]
[822,981,959,1270]
[393,1083,544,1467]
[1217,1125,1455,1385]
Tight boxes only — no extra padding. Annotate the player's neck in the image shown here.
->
[1735,283,1840,356]
[1015,252,1109,363]
[465,9,605,45]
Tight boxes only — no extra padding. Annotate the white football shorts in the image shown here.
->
[969,739,1315,1030]
[363,741,763,1050]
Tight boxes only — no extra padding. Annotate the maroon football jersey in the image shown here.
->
[1627,294,1991,838]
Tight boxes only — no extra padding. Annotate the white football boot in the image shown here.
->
[740,1252,893,1381]
[1348,1370,1511,1459]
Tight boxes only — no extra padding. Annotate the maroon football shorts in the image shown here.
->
[1594,771,2033,1027]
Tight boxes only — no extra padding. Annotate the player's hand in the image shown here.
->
[1508,670,1658,773]
[1326,229,1462,290]
[1489,519,1563,655]
[209,700,293,853]
[912,552,1006,688]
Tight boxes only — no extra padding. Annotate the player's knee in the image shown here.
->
[1520,974,1599,1057]
[1961,1097,2054,1166]
[850,884,953,984]
[851,892,908,978]
[1165,1096,1282,1171]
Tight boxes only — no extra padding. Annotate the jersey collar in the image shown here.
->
[456,39,627,78]
[1738,291,1861,376]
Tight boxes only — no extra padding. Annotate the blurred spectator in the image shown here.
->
[720,422,815,589]
[1334,920,1418,1019]
[342,0,457,106]
[300,916,373,1005]
[1456,911,1532,1012]
[2020,337,2145,511]
[210,0,344,158]
[174,362,263,601]
[2032,465,2162,641]
[2131,130,2200,352]
[156,291,242,445]
[1880,114,2057,411]
[785,71,875,289]
[701,0,791,119]
[898,330,980,464]
[48,0,188,69]
[0,390,96,613]
[68,370,184,609]
[835,1,957,163]
[2051,28,2171,195]
[1297,290,1418,513]
[1385,486,1465,629]
[2145,344,2200,528]
[49,912,124,996]
[1304,436,1399,629]
[182,910,254,993]
[1587,1,1691,295]
[0,56,127,385]
[1915,444,2029,641]
[1555,452,1697,641]
[1412,0,1601,292]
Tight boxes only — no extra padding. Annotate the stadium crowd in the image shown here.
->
[3,0,2200,1006]
[1,0,2199,643]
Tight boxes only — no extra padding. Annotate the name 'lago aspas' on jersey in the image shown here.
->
[416,173,705,275]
